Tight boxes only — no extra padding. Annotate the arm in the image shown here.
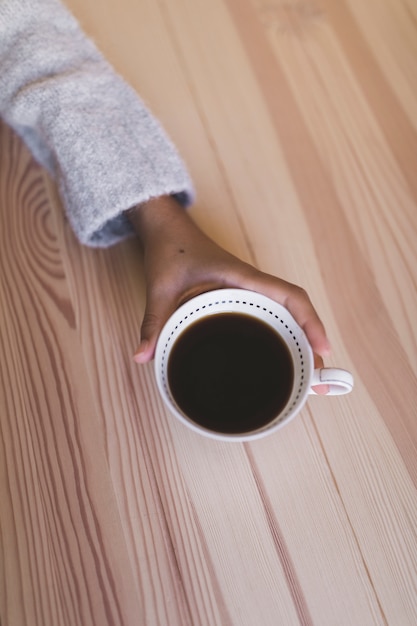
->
[0,0,330,386]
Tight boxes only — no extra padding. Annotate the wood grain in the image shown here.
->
[1,0,417,624]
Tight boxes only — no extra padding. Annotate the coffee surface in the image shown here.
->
[168,313,294,434]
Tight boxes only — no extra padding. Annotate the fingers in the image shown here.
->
[311,352,329,395]
[241,272,331,359]
[256,276,331,394]
[284,287,331,359]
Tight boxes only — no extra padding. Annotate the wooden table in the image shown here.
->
[1,0,416,624]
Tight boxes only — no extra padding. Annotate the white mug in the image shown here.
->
[154,289,353,442]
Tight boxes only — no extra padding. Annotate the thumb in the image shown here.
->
[133,296,173,364]
[133,312,161,364]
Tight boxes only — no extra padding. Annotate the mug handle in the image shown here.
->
[309,368,354,396]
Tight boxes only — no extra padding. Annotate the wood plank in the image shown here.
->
[0,125,140,625]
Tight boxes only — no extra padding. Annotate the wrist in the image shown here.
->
[125,194,204,251]
[126,195,185,242]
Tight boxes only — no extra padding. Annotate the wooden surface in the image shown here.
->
[1,0,417,624]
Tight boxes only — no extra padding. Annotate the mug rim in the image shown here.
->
[154,288,314,442]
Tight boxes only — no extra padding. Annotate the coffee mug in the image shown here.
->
[154,289,353,442]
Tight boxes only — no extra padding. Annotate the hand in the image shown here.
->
[126,196,331,393]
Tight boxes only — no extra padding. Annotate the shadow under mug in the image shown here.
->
[154,288,353,442]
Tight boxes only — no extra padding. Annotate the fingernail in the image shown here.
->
[322,340,332,357]
[133,340,149,364]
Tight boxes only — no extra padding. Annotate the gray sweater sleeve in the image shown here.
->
[0,0,194,247]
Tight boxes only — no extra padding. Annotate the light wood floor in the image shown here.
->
[1,0,417,624]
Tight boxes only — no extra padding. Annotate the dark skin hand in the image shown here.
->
[126,195,331,393]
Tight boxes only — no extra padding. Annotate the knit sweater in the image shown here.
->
[0,0,194,247]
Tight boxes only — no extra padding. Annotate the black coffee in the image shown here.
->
[168,313,294,434]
